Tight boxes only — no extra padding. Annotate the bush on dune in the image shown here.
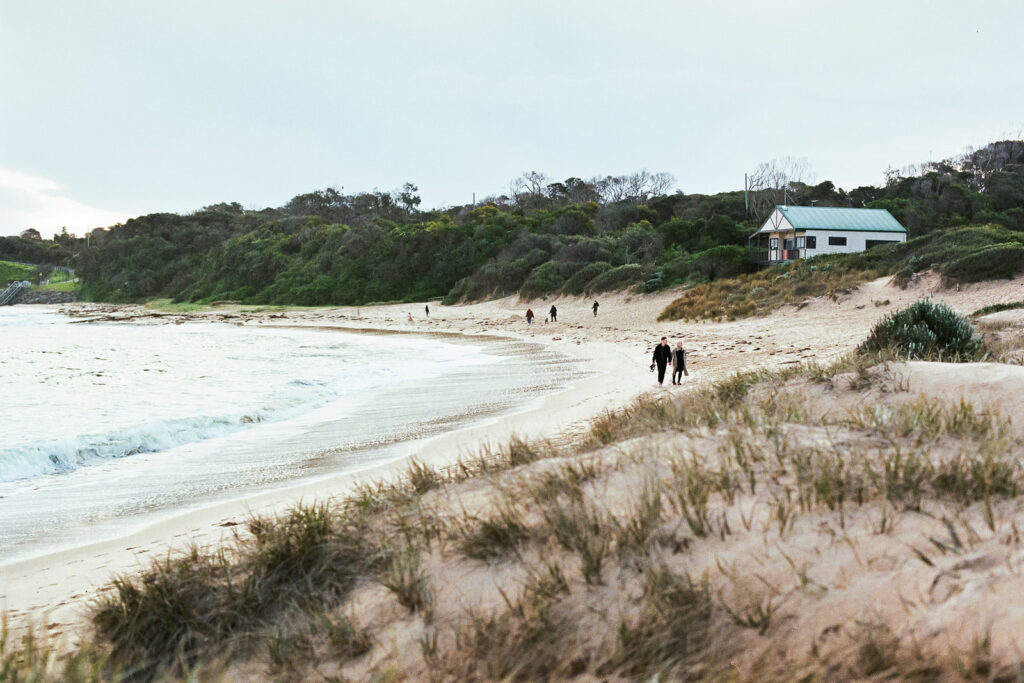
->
[858,298,984,361]
[941,242,1024,284]
[658,260,872,321]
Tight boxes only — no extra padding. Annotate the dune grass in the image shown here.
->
[658,260,873,321]
[972,300,1024,317]
[660,224,1024,322]
[7,355,1024,679]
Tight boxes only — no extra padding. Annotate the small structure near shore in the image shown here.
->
[0,280,31,305]
[748,205,906,264]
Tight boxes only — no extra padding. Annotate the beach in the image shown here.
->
[4,272,1024,650]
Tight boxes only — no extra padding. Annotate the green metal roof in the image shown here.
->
[777,206,906,233]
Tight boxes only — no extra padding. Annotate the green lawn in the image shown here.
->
[0,260,35,285]
[36,281,81,292]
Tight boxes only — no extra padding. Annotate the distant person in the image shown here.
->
[407,312,413,323]
[526,308,534,325]
[425,304,430,317]
[671,342,688,385]
[592,300,599,316]
[549,305,557,322]
[651,337,672,386]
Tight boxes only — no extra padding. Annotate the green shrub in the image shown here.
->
[519,261,565,299]
[443,277,469,305]
[859,299,983,361]
[942,243,1024,284]
[585,264,645,294]
[641,268,665,293]
[971,301,1024,317]
[561,261,612,295]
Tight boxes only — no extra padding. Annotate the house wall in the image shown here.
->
[760,209,793,233]
[803,229,906,256]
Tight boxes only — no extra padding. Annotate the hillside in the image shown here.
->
[2,140,1023,307]
[660,224,1024,321]
[0,260,34,285]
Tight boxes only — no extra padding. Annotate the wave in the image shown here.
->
[0,375,351,484]
[0,411,281,483]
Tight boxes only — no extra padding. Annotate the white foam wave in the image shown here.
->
[0,383,339,484]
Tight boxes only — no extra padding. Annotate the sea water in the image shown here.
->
[0,307,577,563]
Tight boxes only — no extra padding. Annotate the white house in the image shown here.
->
[748,206,907,264]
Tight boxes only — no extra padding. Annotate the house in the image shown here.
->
[748,205,906,264]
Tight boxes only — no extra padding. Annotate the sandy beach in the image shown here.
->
[4,272,1024,651]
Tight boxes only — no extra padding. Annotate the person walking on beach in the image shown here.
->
[651,337,672,386]
[425,304,429,317]
[671,341,688,384]
[592,300,599,316]
[526,308,534,325]
[407,312,413,323]
[549,305,557,322]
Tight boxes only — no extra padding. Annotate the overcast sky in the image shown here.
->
[2,1,1023,238]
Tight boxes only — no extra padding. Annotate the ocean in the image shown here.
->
[0,306,578,564]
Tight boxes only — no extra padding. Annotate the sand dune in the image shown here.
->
[4,271,1024,674]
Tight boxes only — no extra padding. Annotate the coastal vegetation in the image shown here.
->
[0,260,34,285]
[659,224,1024,321]
[859,299,984,361]
[3,140,1023,309]
[6,315,1024,679]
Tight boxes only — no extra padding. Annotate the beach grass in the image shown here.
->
[658,259,876,321]
[8,353,1024,679]
[972,300,1024,317]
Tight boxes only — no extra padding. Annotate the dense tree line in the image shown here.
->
[4,140,1024,305]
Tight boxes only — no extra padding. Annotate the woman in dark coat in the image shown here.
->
[671,342,688,384]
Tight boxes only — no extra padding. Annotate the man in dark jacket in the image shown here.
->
[651,337,672,385]
[549,305,557,322]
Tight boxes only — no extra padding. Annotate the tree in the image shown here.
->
[746,157,814,219]
[396,182,421,213]
[511,171,551,209]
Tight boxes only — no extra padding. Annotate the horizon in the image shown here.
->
[2,0,1023,239]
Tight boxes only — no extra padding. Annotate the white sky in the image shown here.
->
[2,1,1022,238]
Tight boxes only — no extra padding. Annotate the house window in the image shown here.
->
[865,239,898,249]
[805,236,817,249]
[783,238,797,250]
[796,236,805,249]
[769,237,778,250]
[828,236,847,246]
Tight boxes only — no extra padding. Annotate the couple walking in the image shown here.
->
[651,337,688,385]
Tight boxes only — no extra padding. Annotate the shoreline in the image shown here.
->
[5,273,1024,645]
[0,307,653,644]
